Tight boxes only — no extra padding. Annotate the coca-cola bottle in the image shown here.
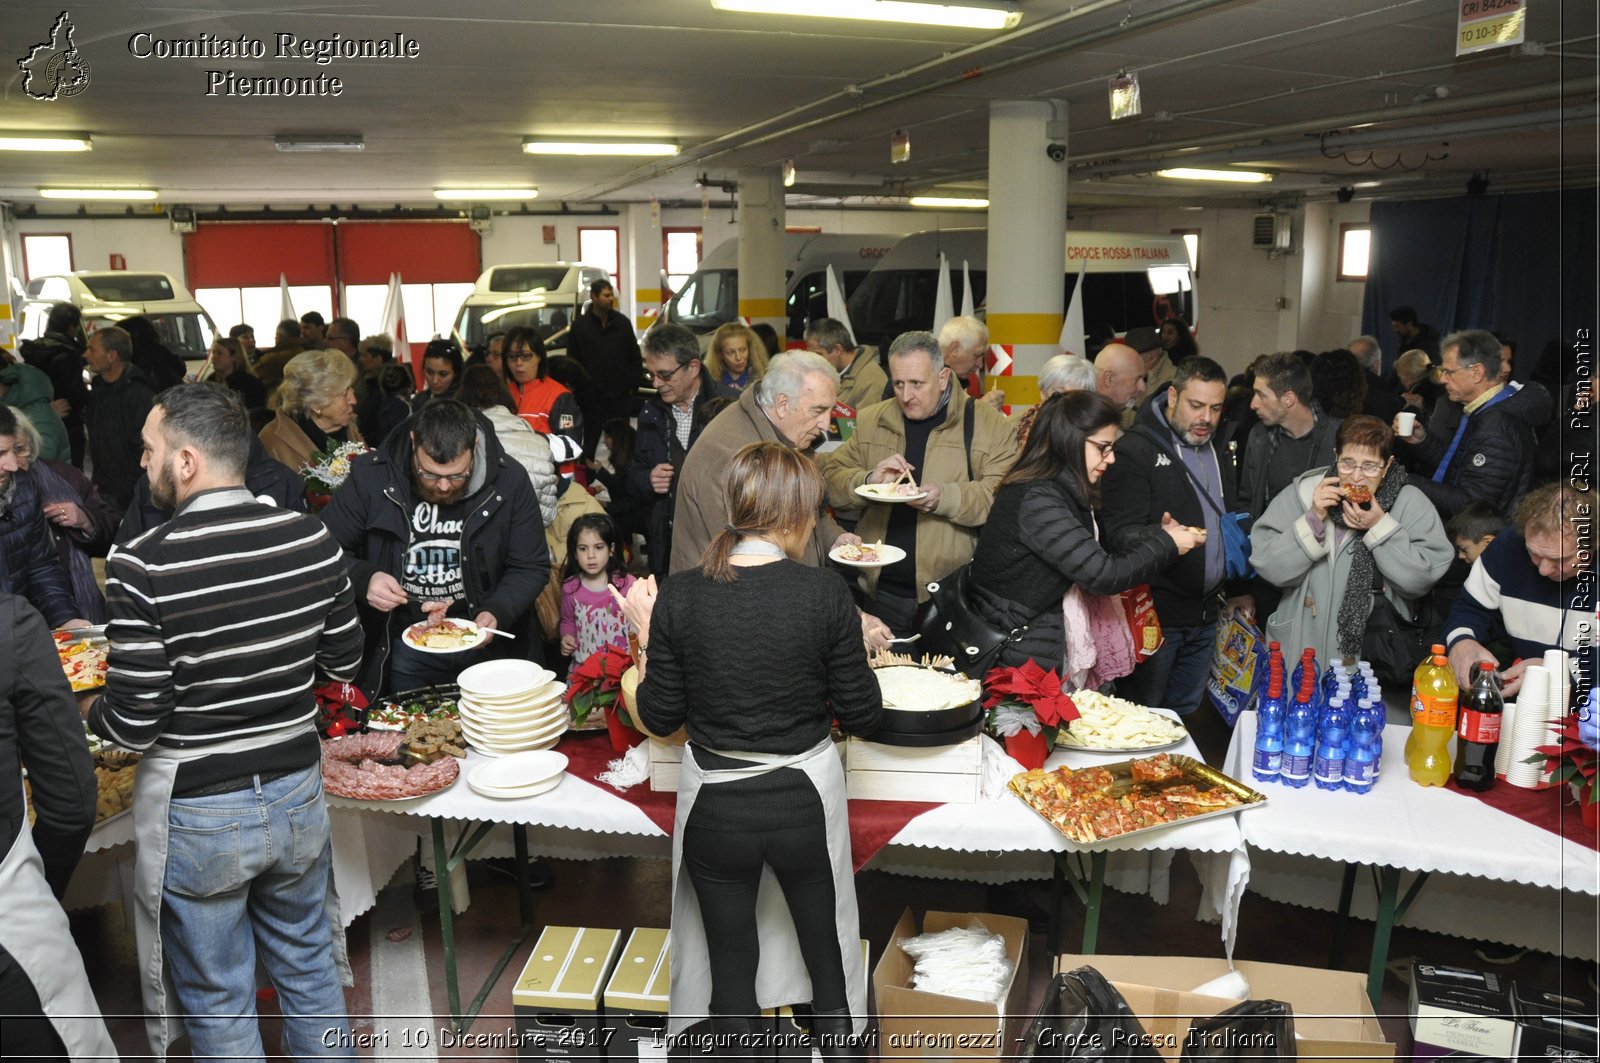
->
[1454,661,1503,792]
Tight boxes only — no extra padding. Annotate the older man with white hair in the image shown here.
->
[1348,333,1402,423]
[1092,342,1148,425]
[937,315,1005,409]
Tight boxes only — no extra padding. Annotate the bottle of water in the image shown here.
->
[1313,694,1350,790]
[1345,698,1382,793]
[1281,672,1317,788]
[1252,665,1287,783]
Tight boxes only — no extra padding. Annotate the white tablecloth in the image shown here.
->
[1224,712,1599,959]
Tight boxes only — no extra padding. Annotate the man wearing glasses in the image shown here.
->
[1394,329,1547,521]
[320,398,549,694]
[630,324,736,577]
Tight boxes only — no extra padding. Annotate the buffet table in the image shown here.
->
[1223,712,1600,1007]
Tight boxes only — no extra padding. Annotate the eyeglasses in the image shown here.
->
[1436,364,1475,378]
[506,351,538,364]
[1088,440,1117,457]
[414,460,472,484]
[649,362,690,383]
[1335,458,1385,476]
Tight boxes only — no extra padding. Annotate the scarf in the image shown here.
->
[1329,460,1407,657]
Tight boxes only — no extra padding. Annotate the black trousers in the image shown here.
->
[0,945,68,1062]
[682,806,847,1018]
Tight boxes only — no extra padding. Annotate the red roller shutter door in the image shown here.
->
[334,221,481,285]
[184,223,336,289]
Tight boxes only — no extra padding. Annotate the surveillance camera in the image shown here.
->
[1336,187,1355,203]
[1046,143,1067,163]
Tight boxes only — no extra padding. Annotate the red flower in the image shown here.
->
[565,646,635,727]
[982,660,1080,728]
[1533,712,1598,799]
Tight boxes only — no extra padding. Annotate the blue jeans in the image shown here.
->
[162,763,352,1062]
[1116,622,1217,716]
[387,637,488,694]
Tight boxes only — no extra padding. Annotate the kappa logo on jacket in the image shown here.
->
[1154,453,1172,467]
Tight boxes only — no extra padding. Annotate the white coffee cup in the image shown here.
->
[1396,411,1417,436]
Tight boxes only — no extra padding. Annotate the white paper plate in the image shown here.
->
[458,702,568,733]
[468,772,564,800]
[829,542,908,569]
[469,731,566,757]
[457,659,557,699]
[469,749,567,789]
[401,619,489,655]
[461,712,569,744]
[854,484,928,504]
[457,684,564,714]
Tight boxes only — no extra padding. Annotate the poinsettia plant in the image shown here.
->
[314,681,369,739]
[983,659,1081,750]
[1530,705,1599,805]
[565,646,634,728]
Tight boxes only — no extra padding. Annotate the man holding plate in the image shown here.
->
[821,330,1019,636]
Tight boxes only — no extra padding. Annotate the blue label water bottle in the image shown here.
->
[1281,672,1317,788]
[1344,699,1381,793]
[1252,666,1287,782]
[1313,697,1349,789]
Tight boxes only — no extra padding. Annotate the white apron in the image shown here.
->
[666,738,866,1038]
[129,726,350,1061]
[0,779,119,1060]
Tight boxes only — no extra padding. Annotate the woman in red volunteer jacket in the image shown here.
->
[502,325,584,478]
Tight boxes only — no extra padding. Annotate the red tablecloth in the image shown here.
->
[1445,776,1600,852]
[556,732,937,872]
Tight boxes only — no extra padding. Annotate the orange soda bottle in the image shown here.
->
[1405,643,1448,760]
[1408,654,1458,786]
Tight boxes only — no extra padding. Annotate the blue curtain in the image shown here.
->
[1361,189,1598,378]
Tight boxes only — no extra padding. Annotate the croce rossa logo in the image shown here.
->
[18,11,92,100]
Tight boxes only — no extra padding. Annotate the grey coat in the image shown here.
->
[1250,468,1452,665]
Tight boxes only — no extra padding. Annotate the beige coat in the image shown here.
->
[670,387,845,573]
[257,410,365,474]
[821,387,1019,601]
[837,349,888,415]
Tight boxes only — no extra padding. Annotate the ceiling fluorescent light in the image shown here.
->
[433,188,539,201]
[1156,167,1273,183]
[710,0,1020,31]
[523,139,679,157]
[0,133,91,152]
[275,136,364,153]
[908,196,989,208]
[39,187,159,200]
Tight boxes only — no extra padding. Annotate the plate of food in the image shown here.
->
[322,731,460,801]
[1055,690,1190,753]
[1009,753,1264,845]
[829,541,907,568]
[854,482,928,503]
[55,629,109,692]
[369,686,461,730]
[401,617,488,654]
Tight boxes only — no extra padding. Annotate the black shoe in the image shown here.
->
[809,1008,865,1063]
[1472,941,1528,966]
[412,862,439,913]
[485,855,555,889]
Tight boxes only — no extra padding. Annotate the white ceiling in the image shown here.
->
[0,0,1594,214]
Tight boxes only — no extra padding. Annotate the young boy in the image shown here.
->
[1446,500,1503,565]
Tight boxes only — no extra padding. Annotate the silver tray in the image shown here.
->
[1008,754,1266,847]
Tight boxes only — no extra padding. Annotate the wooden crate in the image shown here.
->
[844,735,982,803]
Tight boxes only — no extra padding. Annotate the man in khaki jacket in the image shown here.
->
[805,317,885,418]
[821,331,1019,635]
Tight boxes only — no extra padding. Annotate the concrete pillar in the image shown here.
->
[986,99,1069,407]
[736,168,786,334]
[626,203,664,331]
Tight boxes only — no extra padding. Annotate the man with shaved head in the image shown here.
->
[1094,342,1148,426]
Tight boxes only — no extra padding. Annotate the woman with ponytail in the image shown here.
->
[628,441,881,1060]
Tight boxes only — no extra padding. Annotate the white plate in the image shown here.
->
[829,542,908,569]
[457,683,565,712]
[1055,706,1191,754]
[459,695,567,725]
[854,483,928,504]
[469,731,566,756]
[468,773,564,800]
[401,618,489,655]
[461,712,569,744]
[469,749,568,789]
[457,659,557,699]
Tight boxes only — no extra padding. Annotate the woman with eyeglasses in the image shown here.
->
[1250,414,1451,666]
[966,392,1200,675]
[501,325,584,479]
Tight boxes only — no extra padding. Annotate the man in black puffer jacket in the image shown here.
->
[319,399,548,695]
[18,303,89,468]
[1395,329,1549,521]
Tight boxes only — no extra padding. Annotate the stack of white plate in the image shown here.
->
[455,659,568,757]
[467,750,568,799]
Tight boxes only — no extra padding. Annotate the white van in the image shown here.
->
[844,229,1196,351]
[658,232,898,345]
[452,262,612,352]
[18,271,218,361]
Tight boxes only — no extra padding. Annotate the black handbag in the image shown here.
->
[1361,573,1433,688]
[914,563,1033,678]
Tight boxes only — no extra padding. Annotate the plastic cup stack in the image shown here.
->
[1494,699,1519,778]
[1543,650,1571,720]
[1502,664,1551,789]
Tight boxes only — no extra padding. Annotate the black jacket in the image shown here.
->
[1402,382,1552,520]
[0,469,80,627]
[84,364,157,512]
[627,368,737,576]
[18,330,89,462]
[567,308,643,398]
[1099,396,1242,629]
[116,436,306,545]
[318,410,550,693]
[0,594,96,899]
[969,472,1177,671]
[1238,408,1341,521]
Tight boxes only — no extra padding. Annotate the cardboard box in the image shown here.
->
[602,928,671,1061]
[1408,962,1515,1061]
[1052,954,1394,1063]
[845,736,983,804]
[513,926,622,1060]
[1512,981,1599,1063]
[874,910,1029,1059]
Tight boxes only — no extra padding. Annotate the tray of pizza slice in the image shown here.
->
[1007,753,1266,846]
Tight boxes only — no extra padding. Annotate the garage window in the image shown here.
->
[1339,225,1371,281]
[578,227,621,294]
[21,233,73,281]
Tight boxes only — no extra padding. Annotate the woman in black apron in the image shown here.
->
[630,442,882,1061]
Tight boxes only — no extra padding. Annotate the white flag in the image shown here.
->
[278,273,297,323]
[1058,257,1088,355]
[960,260,975,319]
[825,264,854,341]
[378,273,408,365]
[932,252,954,337]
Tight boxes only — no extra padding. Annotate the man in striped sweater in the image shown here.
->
[84,383,363,1060]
